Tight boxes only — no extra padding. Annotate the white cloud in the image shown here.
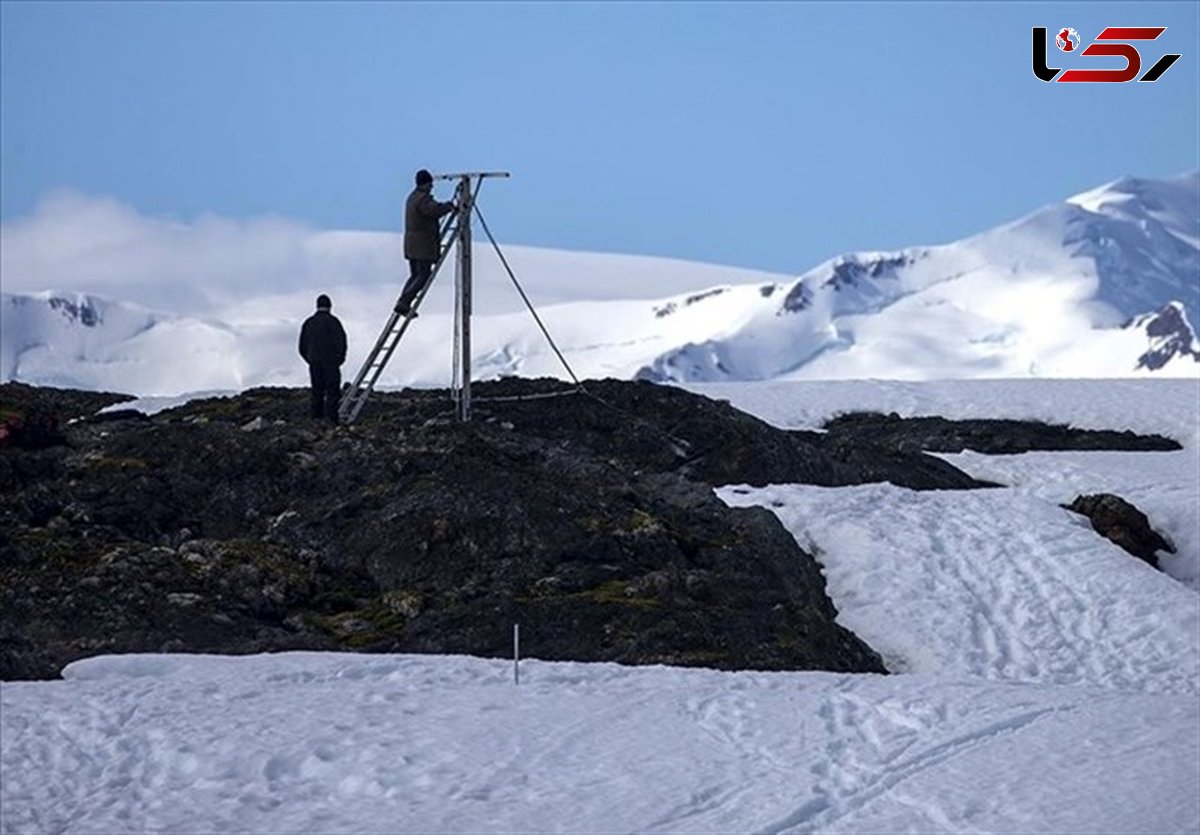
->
[0,190,403,313]
[0,190,786,318]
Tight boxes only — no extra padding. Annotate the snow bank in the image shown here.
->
[97,390,238,417]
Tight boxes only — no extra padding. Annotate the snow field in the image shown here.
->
[939,448,1200,589]
[4,378,1199,833]
[718,484,1200,694]
[712,377,1200,692]
[2,654,1197,835]
[702,378,1199,582]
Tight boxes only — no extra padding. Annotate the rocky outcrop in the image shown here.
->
[1063,493,1176,568]
[1,382,132,452]
[823,412,1181,455]
[0,381,131,424]
[1128,302,1200,371]
[4,380,1185,681]
[9,378,998,680]
[469,379,996,491]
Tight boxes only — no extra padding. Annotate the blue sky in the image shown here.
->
[2,1,1197,275]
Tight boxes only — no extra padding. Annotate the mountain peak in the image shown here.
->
[1067,170,1199,219]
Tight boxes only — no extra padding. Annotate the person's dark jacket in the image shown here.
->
[298,309,347,367]
[404,184,456,261]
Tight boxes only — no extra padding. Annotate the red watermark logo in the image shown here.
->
[1056,28,1081,52]
[1033,27,1181,82]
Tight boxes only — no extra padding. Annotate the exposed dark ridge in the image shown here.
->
[4,379,925,681]
[823,411,1181,454]
[7,378,1174,682]
[356,378,996,491]
[0,381,132,420]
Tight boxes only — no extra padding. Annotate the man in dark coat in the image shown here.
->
[298,294,348,422]
[395,169,457,316]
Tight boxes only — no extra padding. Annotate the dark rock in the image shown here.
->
[91,409,152,424]
[781,282,814,313]
[2,379,911,680]
[453,379,996,491]
[0,381,132,421]
[1063,493,1175,568]
[1129,302,1200,371]
[823,412,1180,454]
[7,378,1170,681]
[1,404,66,451]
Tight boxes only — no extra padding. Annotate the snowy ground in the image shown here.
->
[3,655,1197,835]
[719,484,1199,692]
[701,377,1200,588]
[3,378,1199,833]
[938,448,1200,590]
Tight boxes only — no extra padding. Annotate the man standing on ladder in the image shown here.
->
[395,169,457,317]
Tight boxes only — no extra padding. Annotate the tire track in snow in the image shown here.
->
[1007,525,1111,686]
[917,504,1096,687]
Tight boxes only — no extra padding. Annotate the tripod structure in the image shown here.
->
[338,171,509,425]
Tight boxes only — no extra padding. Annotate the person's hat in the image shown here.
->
[316,294,332,310]
[415,169,433,186]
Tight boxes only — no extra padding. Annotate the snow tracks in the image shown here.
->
[2,655,1196,834]
[719,484,1200,695]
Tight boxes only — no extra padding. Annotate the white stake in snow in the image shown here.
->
[513,623,521,685]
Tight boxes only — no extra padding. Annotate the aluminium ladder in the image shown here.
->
[337,196,463,425]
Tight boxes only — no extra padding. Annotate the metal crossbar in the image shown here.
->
[435,171,510,181]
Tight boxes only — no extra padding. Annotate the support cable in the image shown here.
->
[472,203,584,388]
[350,173,694,457]
[467,204,694,452]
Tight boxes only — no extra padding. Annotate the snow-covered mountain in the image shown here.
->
[638,171,1199,382]
[2,172,1196,394]
[1,292,245,393]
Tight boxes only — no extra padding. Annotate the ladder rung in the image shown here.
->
[340,237,453,424]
